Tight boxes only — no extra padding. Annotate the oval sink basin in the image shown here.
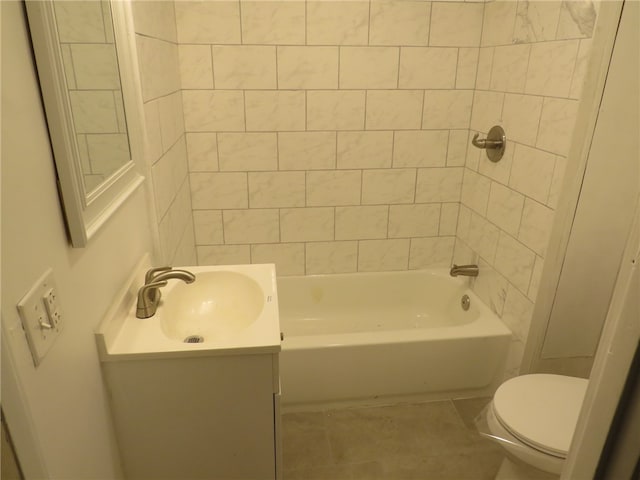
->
[160,271,265,342]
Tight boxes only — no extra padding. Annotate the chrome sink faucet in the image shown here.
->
[136,266,196,318]
[449,264,479,277]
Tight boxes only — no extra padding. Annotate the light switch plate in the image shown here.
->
[17,269,64,366]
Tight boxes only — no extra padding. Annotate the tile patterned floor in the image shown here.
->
[282,398,504,480]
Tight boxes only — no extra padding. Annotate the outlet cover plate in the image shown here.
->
[17,269,64,366]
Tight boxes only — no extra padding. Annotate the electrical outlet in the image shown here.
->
[17,269,64,366]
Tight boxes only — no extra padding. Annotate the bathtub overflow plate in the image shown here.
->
[461,295,471,311]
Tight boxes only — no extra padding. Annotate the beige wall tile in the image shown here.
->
[193,210,224,245]
[306,1,369,45]
[218,133,277,171]
[456,205,472,244]
[556,1,597,40]
[245,91,306,131]
[366,90,423,130]
[362,169,416,205]
[439,203,459,236]
[307,91,366,131]
[467,211,500,263]
[278,132,336,170]
[490,44,530,94]
[175,1,241,44]
[513,0,562,43]
[476,47,494,90]
[393,130,448,168]
[409,237,455,269]
[337,131,393,169]
[54,1,105,42]
[518,199,554,257]
[502,94,543,146]
[132,1,177,42]
[423,90,473,129]
[388,204,440,238]
[501,284,534,342]
[144,100,163,163]
[241,1,305,45]
[69,91,118,133]
[306,241,358,274]
[335,206,388,240]
[447,130,469,167]
[190,172,248,210]
[197,245,250,266]
[158,91,185,152]
[486,183,525,237]
[547,155,567,209]
[456,48,479,89]
[570,39,592,99]
[70,44,119,90]
[528,255,544,301]
[251,243,305,276]
[186,133,218,172]
[136,35,180,102]
[86,134,129,177]
[525,40,579,97]
[536,97,579,156]
[509,144,556,204]
[223,209,280,244]
[470,90,504,133]
[415,167,463,203]
[430,2,483,47]
[369,0,431,46]
[280,207,334,242]
[472,259,509,316]
[399,47,457,89]
[277,46,339,89]
[481,1,518,47]
[248,171,305,208]
[183,90,245,132]
[340,47,399,89]
[213,46,276,89]
[307,170,361,206]
[494,232,536,294]
[461,168,491,215]
[178,45,214,89]
[358,239,410,272]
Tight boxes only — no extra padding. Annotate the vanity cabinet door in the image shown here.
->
[104,353,278,479]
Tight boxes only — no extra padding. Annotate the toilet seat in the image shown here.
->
[493,374,589,458]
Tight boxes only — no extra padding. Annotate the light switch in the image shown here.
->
[17,269,64,366]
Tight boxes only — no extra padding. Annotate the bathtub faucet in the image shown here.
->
[136,266,196,318]
[449,264,479,277]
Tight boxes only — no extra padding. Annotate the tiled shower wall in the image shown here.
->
[55,1,131,192]
[176,0,485,275]
[452,0,598,375]
[132,2,196,265]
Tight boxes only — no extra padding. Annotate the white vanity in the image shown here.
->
[96,259,282,479]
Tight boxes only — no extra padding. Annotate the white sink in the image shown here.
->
[95,260,281,359]
[161,271,265,342]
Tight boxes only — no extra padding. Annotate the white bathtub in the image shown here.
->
[277,269,512,408]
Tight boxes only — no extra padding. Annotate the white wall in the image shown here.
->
[1,1,155,477]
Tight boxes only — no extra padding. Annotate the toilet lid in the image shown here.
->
[493,374,589,458]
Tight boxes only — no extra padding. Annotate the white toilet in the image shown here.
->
[486,374,589,477]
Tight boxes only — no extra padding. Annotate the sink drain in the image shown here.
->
[184,335,204,344]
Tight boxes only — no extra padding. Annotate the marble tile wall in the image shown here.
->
[132,1,196,265]
[55,1,131,192]
[176,0,485,275]
[453,0,599,377]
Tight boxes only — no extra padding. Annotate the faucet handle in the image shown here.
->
[145,266,172,284]
[136,280,169,318]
